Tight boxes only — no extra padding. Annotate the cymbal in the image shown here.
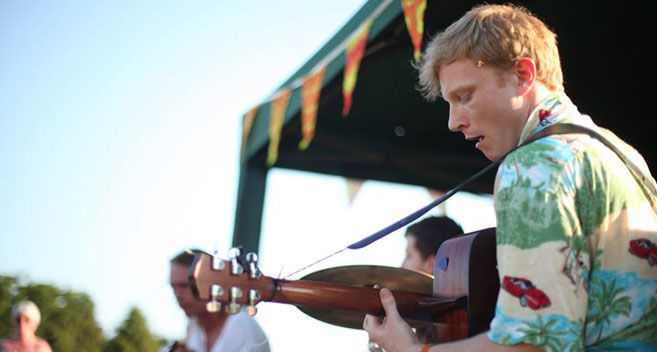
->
[297,265,434,330]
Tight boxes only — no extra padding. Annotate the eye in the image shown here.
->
[460,91,473,103]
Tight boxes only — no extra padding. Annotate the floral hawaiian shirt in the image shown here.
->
[487,92,657,351]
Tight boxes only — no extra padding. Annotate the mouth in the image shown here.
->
[466,135,485,148]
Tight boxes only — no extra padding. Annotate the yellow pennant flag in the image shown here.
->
[401,0,427,62]
[342,20,372,117]
[241,105,259,157]
[299,67,326,150]
[267,89,291,166]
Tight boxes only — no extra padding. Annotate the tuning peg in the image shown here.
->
[246,289,260,316]
[206,284,223,313]
[228,247,244,275]
[226,286,243,314]
[212,247,225,271]
[245,252,260,279]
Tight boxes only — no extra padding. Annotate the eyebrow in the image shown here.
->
[445,85,473,102]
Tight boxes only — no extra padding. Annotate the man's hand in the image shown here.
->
[363,287,424,352]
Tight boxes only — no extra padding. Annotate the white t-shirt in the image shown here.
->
[185,312,270,352]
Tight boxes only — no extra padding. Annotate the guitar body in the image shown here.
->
[432,227,499,340]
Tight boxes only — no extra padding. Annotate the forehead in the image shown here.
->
[438,58,493,97]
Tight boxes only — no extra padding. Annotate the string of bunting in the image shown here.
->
[240,0,427,167]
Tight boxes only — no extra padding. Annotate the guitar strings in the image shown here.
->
[281,247,347,279]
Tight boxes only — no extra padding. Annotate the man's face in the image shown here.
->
[401,235,433,274]
[439,58,528,161]
[14,313,38,337]
[170,262,205,316]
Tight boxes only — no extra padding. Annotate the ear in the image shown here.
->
[515,57,537,96]
[424,254,437,275]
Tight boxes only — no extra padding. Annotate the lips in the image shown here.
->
[465,135,484,150]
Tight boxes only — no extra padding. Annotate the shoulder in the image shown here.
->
[220,312,269,351]
[227,312,266,335]
[37,338,53,352]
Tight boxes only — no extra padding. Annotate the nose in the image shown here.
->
[447,104,467,132]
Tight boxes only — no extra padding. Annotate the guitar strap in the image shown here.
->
[282,123,657,278]
[348,123,657,250]
[521,123,657,210]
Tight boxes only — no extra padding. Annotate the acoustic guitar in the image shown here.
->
[189,227,499,341]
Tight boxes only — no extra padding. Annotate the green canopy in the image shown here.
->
[234,0,656,253]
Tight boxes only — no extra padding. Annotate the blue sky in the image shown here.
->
[1,1,495,350]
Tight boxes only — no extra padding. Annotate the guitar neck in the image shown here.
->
[267,278,464,318]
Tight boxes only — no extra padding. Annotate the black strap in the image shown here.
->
[518,123,657,209]
[348,123,656,250]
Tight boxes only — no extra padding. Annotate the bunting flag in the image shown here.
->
[427,188,447,214]
[299,67,326,151]
[346,178,365,205]
[342,20,372,117]
[401,0,427,62]
[267,89,291,166]
[241,105,259,157]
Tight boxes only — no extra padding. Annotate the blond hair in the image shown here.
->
[418,4,564,101]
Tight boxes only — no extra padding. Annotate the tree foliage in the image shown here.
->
[103,307,160,352]
[0,275,106,352]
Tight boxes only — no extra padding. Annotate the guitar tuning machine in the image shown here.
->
[226,286,243,314]
[246,289,260,316]
[206,284,223,313]
[212,247,225,271]
[228,247,244,276]
[245,252,260,279]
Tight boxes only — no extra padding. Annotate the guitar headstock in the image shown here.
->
[189,247,274,316]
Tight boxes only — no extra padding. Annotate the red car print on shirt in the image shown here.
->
[629,238,657,266]
[538,109,551,126]
[502,276,551,310]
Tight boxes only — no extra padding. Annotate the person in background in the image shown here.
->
[401,216,464,275]
[364,4,657,351]
[0,300,53,352]
[169,250,270,352]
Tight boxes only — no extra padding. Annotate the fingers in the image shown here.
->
[378,287,402,321]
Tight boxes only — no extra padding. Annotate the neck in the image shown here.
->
[15,331,37,345]
[197,311,228,334]
[523,83,553,120]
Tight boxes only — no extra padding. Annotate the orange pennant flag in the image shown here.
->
[241,105,259,157]
[267,89,291,166]
[401,0,427,62]
[342,20,372,117]
[299,67,326,150]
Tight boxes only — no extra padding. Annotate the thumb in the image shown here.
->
[379,288,402,321]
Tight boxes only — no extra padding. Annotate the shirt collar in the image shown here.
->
[518,91,579,145]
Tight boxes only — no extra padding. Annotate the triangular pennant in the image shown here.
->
[299,67,326,151]
[241,105,259,157]
[342,20,372,117]
[401,0,427,62]
[267,89,291,166]
[346,178,365,205]
[427,187,447,214]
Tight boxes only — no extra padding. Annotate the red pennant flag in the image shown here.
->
[299,67,326,150]
[241,105,259,157]
[401,0,427,62]
[267,89,291,166]
[342,20,372,117]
